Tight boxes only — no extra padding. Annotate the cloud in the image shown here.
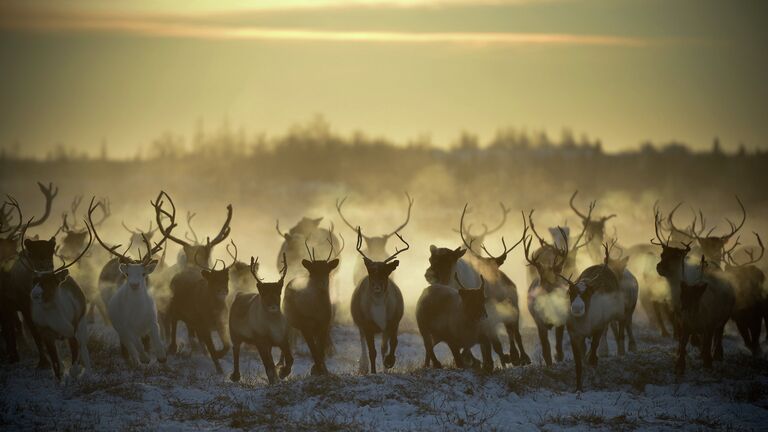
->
[0,8,650,47]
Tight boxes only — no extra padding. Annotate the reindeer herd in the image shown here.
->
[0,184,765,391]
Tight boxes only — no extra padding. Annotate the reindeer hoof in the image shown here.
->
[167,344,177,355]
[278,366,292,379]
[555,352,564,362]
[310,364,327,376]
[588,355,598,367]
[158,356,167,364]
[628,342,637,352]
[519,354,531,366]
[384,355,396,369]
[230,372,241,382]
[482,362,494,373]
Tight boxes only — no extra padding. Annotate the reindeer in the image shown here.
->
[89,195,176,365]
[675,196,746,266]
[226,242,255,307]
[229,254,292,384]
[559,255,623,391]
[24,215,93,380]
[275,216,341,281]
[4,200,60,366]
[569,191,616,264]
[417,273,493,372]
[676,255,736,374]
[351,227,407,374]
[282,233,343,375]
[336,192,413,285]
[452,202,510,255]
[723,233,765,356]
[1,182,58,235]
[523,208,590,367]
[526,207,591,287]
[595,240,639,356]
[0,197,23,360]
[153,192,234,370]
[653,211,735,364]
[457,205,529,366]
[153,192,233,348]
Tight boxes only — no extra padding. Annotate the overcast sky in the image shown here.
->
[1,0,767,157]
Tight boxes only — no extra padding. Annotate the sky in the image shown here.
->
[1,0,767,157]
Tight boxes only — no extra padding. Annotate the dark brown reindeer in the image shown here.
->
[153,192,234,371]
[453,202,511,255]
[0,197,24,361]
[4,197,60,366]
[282,232,344,375]
[229,254,292,384]
[24,213,93,380]
[416,273,493,372]
[350,227,407,374]
[336,192,413,285]
[569,190,616,264]
[723,233,765,356]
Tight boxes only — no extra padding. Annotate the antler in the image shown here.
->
[335,197,359,233]
[53,216,93,273]
[482,202,511,236]
[26,182,59,228]
[569,190,590,221]
[527,209,550,248]
[384,192,414,238]
[249,256,262,282]
[326,227,344,260]
[651,209,670,246]
[727,232,764,267]
[89,197,134,263]
[184,211,200,244]
[458,204,475,251]
[721,195,746,240]
[275,219,288,239]
[207,204,233,247]
[2,196,23,240]
[152,191,191,248]
[355,227,372,261]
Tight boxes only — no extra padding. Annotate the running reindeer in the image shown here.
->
[283,232,344,375]
[336,192,413,285]
[351,227,407,374]
[229,254,292,384]
[89,195,177,365]
[22,212,93,380]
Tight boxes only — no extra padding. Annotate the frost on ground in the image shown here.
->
[1,322,767,431]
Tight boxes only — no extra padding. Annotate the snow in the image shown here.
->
[2,320,767,431]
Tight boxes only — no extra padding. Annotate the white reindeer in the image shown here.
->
[351,227,407,374]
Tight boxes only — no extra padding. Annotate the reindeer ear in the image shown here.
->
[620,256,630,266]
[24,239,33,249]
[494,255,507,266]
[386,260,399,273]
[313,217,323,226]
[455,247,466,258]
[301,259,312,270]
[48,237,56,245]
[144,260,158,274]
[429,245,437,254]
[363,257,374,269]
[328,259,339,270]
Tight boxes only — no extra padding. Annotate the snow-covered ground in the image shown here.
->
[2,321,768,431]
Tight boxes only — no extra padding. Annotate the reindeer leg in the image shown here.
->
[199,329,223,374]
[599,327,610,357]
[301,329,325,376]
[588,329,602,367]
[748,314,762,356]
[357,329,369,374]
[625,314,637,352]
[505,323,520,366]
[67,337,80,377]
[701,330,714,369]
[735,317,752,352]
[21,307,49,369]
[555,326,565,362]
[256,343,278,385]
[654,302,670,337]
[383,325,399,370]
[675,328,689,376]
[713,324,725,362]
[230,336,242,382]
[150,321,166,363]
[480,336,494,373]
[421,333,441,369]
[449,343,465,369]
[537,325,552,366]
[44,338,61,380]
[167,318,178,355]
[571,335,584,392]
[364,331,377,374]
[0,306,19,363]
[490,334,510,367]
[278,339,293,379]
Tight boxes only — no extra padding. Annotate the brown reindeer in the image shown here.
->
[723,233,765,356]
[282,232,344,375]
[569,191,616,264]
[350,227,407,374]
[229,254,292,384]
[336,192,413,285]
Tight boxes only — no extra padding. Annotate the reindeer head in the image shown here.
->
[603,238,629,279]
[196,240,238,302]
[669,196,746,264]
[559,266,606,318]
[251,254,287,314]
[290,217,324,237]
[457,203,524,270]
[27,216,92,304]
[570,191,615,246]
[454,273,487,321]
[548,226,570,249]
[652,209,691,278]
[427,246,466,285]
[59,196,110,259]
[336,193,413,260]
[153,191,232,268]
[301,231,344,281]
[356,227,408,294]
[89,195,175,292]
[122,219,158,251]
